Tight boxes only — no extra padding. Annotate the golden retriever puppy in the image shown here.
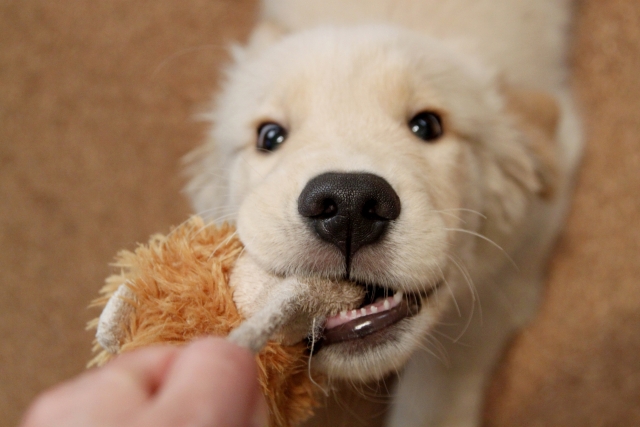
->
[186,0,582,425]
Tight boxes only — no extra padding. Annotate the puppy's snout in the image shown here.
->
[298,172,401,261]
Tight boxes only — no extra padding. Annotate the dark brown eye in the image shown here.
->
[257,123,287,152]
[408,112,443,142]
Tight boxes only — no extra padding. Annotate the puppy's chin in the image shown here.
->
[230,252,450,382]
[311,298,448,382]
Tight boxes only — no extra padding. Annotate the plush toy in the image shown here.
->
[87,216,326,427]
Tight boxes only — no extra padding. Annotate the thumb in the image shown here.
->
[141,337,268,427]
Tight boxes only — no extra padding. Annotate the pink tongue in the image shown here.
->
[325,294,403,330]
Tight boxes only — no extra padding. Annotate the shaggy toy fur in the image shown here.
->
[88,217,322,427]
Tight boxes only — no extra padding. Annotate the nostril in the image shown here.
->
[362,199,383,221]
[298,195,339,219]
[318,199,338,219]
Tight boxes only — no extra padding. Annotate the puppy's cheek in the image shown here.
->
[355,201,449,290]
[236,192,282,266]
[237,197,320,280]
[229,253,278,317]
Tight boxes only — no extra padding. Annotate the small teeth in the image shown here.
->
[393,291,404,303]
[325,291,406,330]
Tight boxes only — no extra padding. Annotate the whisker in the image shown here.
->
[431,328,472,347]
[429,209,467,224]
[207,230,239,260]
[409,334,449,367]
[205,212,239,223]
[308,318,329,396]
[441,272,461,317]
[439,208,487,219]
[197,170,244,183]
[237,150,267,181]
[193,205,239,220]
[445,254,478,342]
[443,227,518,270]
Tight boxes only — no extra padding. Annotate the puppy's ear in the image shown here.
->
[480,86,560,234]
[503,86,559,199]
[244,21,288,55]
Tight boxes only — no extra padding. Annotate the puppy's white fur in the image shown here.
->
[186,1,582,425]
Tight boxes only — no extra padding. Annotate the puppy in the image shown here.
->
[186,0,582,425]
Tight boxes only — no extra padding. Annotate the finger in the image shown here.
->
[20,346,180,427]
[142,337,264,427]
[104,345,180,397]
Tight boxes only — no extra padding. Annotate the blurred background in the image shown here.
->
[1,1,639,426]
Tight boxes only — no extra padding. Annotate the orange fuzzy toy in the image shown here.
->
[87,216,324,427]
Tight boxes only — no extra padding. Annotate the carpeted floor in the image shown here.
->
[1,1,639,426]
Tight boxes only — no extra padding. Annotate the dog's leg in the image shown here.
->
[386,316,507,426]
[387,268,544,427]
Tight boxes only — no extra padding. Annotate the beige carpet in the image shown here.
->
[1,1,639,426]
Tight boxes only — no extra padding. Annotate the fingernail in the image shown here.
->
[251,394,269,427]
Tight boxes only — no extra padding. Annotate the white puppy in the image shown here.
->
[186,1,582,425]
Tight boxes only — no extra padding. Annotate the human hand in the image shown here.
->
[21,337,267,427]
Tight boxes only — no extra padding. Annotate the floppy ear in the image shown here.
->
[503,87,559,199]
[479,87,559,233]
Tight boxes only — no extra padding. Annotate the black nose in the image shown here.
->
[298,172,401,263]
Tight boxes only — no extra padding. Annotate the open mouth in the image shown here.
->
[309,282,440,352]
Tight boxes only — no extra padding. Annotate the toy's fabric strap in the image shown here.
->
[227,277,303,354]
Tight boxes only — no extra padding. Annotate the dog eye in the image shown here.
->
[408,112,443,142]
[257,123,287,152]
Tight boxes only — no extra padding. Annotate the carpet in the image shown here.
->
[1,1,638,426]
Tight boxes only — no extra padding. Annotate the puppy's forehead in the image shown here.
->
[216,25,503,151]
[237,26,495,128]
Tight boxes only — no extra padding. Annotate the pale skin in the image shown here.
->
[20,337,267,427]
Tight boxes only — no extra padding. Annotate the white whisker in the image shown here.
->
[308,318,329,396]
[430,209,467,224]
[445,253,479,342]
[439,208,487,219]
[444,227,518,270]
